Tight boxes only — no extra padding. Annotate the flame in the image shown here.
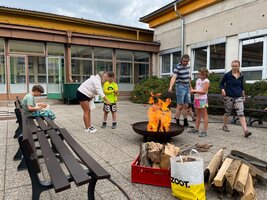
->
[147,92,172,132]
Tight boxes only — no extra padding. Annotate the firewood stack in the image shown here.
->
[139,142,180,169]
[205,149,256,200]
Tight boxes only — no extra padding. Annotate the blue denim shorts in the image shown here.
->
[176,84,191,105]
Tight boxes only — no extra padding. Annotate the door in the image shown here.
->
[46,57,62,99]
[10,55,28,94]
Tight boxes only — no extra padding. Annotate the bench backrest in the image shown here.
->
[21,109,41,174]
[14,97,23,126]
[252,96,267,108]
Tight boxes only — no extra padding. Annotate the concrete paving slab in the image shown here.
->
[1,101,267,200]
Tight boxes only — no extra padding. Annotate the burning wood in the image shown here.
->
[147,92,172,132]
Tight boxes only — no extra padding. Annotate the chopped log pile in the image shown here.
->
[204,149,266,200]
[139,142,180,169]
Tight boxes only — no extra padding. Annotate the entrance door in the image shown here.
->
[10,55,27,94]
[46,57,62,99]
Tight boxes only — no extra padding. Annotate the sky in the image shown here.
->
[0,0,174,29]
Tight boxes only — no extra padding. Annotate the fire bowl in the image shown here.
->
[132,121,184,142]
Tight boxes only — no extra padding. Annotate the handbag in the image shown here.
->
[170,149,206,200]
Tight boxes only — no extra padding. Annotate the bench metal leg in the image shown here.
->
[17,158,27,171]
[88,177,97,200]
[14,127,22,138]
[13,147,22,161]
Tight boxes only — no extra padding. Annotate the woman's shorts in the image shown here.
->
[223,96,244,116]
[76,90,92,102]
[194,99,208,109]
[103,103,117,113]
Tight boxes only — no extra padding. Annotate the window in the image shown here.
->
[71,45,92,58]
[94,47,112,60]
[192,42,226,79]
[241,39,263,67]
[47,43,65,56]
[133,51,150,83]
[117,50,132,61]
[210,43,225,69]
[160,51,181,76]
[9,40,45,54]
[240,37,266,81]
[162,54,170,73]
[0,54,5,93]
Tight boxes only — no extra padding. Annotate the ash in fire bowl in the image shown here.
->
[132,121,184,139]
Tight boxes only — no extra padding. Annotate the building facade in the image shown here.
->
[0,6,159,100]
[140,0,267,82]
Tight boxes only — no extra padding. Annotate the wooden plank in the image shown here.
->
[36,131,70,192]
[35,117,51,131]
[204,149,223,185]
[44,116,59,129]
[47,129,90,186]
[225,159,242,194]
[234,163,250,193]
[59,128,110,179]
[241,173,256,200]
[27,117,40,133]
[214,158,233,187]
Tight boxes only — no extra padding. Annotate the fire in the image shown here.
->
[147,92,172,132]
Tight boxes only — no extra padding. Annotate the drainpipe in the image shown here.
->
[174,2,184,55]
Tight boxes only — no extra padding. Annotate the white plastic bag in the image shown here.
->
[170,149,206,200]
[89,100,95,110]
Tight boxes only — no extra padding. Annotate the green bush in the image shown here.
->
[131,75,267,104]
[131,76,172,104]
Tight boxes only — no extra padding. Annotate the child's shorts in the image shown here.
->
[194,99,208,109]
[103,103,117,113]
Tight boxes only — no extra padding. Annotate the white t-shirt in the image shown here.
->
[78,75,105,98]
[194,78,209,100]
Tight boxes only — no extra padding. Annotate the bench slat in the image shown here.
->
[59,128,110,179]
[47,129,90,186]
[44,117,59,129]
[35,117,51,131]
[36,131,70,193]
[27,117,40,133]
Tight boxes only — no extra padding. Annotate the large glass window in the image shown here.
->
[94,47,112,60]
[160,51,181,76]
[116,62,132,83]
[134,51,149,62]
[210,43,225,69]
[71,59,92,82]
[95,60,112,72]
[0,54,5,93]
[9,40,45,54]
[47,43,65,56]
[194,47,207,71]
[71,45,92,58]
[242,39,263,67]
[117,50,132,61]
[162,54,170,73]
[242,71,262,81]
[0,39,4,53]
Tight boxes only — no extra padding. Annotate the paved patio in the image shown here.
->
[0,100,266,199]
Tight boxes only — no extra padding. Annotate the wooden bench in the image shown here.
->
[17,109,112,200]
[14,97,23,138]
[244,95,267,126]
[208,94,267,127]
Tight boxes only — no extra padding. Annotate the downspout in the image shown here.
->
[174,2,184,55]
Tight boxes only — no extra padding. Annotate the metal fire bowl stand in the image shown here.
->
[132,121,184,142]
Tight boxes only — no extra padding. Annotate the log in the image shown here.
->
[139,143,151,167]
[241,173,256,200]
[225,159,242,194]
[234,163,250,193]
[204,149,224,185]
[214,158,233,187]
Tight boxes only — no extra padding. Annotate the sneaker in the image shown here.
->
[85,126,97,133]
[184,119,189,127]
[244,130,252,138]
[188,128,199,134]
[112,122,117,129]
[222,126,230,132]
[198,131,207,137]
[101,122,107,128]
